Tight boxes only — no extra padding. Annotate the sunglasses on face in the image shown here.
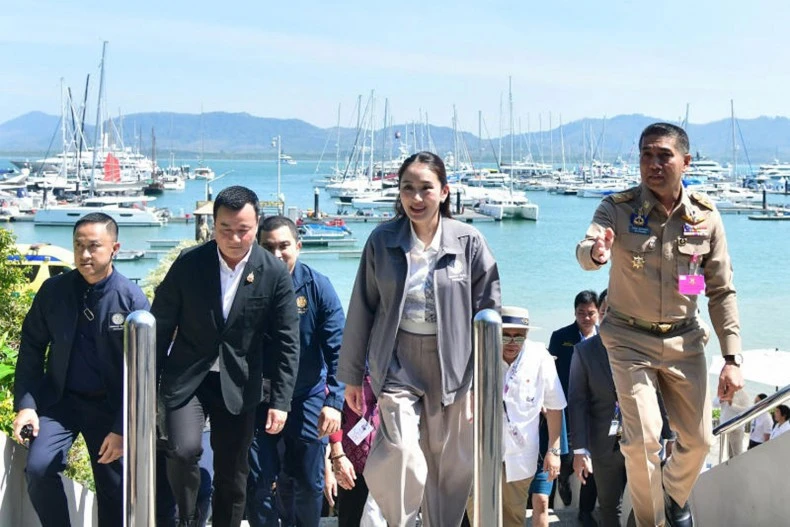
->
[502,335,526,345]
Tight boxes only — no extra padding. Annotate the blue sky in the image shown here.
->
[3,0,789,131]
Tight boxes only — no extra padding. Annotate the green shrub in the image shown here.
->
[141,240,196,301]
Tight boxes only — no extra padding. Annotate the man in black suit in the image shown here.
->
[569,290,674,527]
[547,290,599,524]
[153,186,300,527]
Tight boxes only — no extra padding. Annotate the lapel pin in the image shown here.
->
[246,272,255,284]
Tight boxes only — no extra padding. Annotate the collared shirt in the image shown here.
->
[750,412,774,444]
[502,340,566,482]
[400,220,442,334]
[576,183,741,355]
[211,246,252,371]
[770,420,790,440]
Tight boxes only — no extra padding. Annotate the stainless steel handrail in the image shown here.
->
[713,383,790,464]
[471,309,503,527]
[124,310,157,527]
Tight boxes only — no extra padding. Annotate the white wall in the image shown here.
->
[0,433,98,527]
[691,431,790,525]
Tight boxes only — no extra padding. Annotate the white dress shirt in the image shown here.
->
[400,221,441,335]
[210,246,252,371]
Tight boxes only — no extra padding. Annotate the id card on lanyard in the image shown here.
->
[503,351,528,447]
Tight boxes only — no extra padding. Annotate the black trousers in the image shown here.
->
[336,474,370,527]
[165,373,256,527]
[26,393,122,527]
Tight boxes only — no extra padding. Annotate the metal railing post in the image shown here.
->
[124,310,157,527]
[472,309,503,527]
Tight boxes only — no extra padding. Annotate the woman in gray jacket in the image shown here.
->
[337,152,501,527]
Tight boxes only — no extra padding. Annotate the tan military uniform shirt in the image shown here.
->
[576,184,741,356]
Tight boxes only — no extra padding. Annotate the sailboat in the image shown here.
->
[478,78,539,221]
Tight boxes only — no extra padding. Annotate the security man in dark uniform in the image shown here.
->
[577,123,744,527]
[13,212,150,526]
[247,216,345,527]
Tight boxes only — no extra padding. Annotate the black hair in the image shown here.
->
[73,212,118,241]
[757,393,768,401]
[599,289,608,306]
[258,215,299,242]
[639,122,690,155]
[574,289,599,309]
[776,404,790,421]
[394,151,452,219]
[213,185,260,218]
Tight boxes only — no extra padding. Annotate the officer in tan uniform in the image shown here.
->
[576,122,744,527]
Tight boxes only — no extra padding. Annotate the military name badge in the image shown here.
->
[296,295,308,314]
[109,312,127,331]
[629,212,650,235]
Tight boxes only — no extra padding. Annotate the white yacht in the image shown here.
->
[34,196,169,227]
[477,189,539,221]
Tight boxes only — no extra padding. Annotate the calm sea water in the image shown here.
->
[3,157,789,393]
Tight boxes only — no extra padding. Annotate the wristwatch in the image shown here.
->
[547,447,561,456]
[723,353,743,366]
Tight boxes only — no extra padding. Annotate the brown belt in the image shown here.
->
[607,309,694,334]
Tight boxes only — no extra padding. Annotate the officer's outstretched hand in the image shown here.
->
[717,363,745,403]
[13,408,39,444]
[97,432,123,464]
[591,227,615,264]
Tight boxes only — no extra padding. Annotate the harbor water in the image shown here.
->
[3,157,789,395]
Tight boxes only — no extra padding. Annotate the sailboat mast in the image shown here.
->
[731,99,737,179]
[89,40,108,198]
[335,103,341,174]
[509,76,514,192]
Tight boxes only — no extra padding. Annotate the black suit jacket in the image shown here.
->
[152,241,300,414]
[548,322,582,397]
[568,335,673,458]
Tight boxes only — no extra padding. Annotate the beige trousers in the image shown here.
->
[364,330,473,527]
[601,316,712,527]
[466,465,532,527]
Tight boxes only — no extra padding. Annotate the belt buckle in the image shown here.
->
[656,323,673,333]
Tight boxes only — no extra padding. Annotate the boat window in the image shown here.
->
[23,265,39,283]
[49,265,70,278]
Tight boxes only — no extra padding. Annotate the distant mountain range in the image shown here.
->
[3,110,790,165]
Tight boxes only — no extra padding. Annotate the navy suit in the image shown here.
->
[14,269,149,527]
[548,322,597,512]
[247,261,345,527]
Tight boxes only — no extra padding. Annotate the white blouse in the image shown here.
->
[400,221,442,335]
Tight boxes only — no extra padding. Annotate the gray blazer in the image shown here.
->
[569,334,673,458]
[337,215,500,406]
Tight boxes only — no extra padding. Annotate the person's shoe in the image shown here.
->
[578,510,598,527]
[558,476,573,506]
[664,494,693,527]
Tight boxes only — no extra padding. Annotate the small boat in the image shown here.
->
[114,249,146,261]
[298,223,356,247]
[748,211,790,221]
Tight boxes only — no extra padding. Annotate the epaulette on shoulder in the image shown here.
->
[608,187,638,204]
[690,191,714,211]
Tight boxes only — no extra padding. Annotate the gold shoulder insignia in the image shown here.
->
[610,188,637,204]
[690,191,714,211]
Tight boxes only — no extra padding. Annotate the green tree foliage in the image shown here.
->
[0,228,33,347]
